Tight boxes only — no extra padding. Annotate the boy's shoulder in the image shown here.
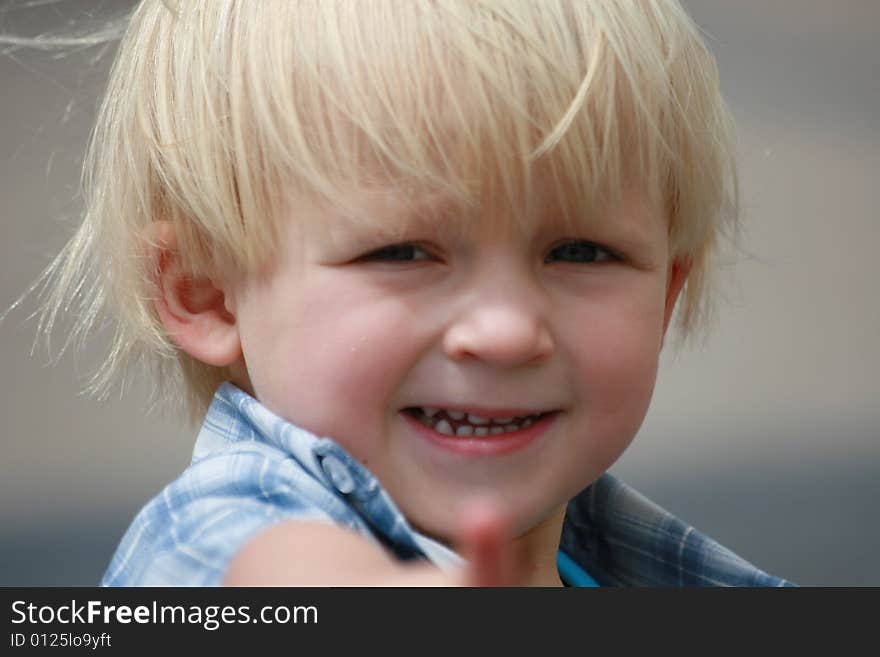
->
[102,383,455,586]
[561,473,795,587]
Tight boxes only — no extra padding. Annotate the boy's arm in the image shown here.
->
[223,500,516,586]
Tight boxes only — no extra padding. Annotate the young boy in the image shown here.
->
[40,0,792,586]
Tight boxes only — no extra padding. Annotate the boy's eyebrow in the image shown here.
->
[334,187,667,258]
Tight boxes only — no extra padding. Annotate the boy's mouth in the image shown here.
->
[402,407,553,437]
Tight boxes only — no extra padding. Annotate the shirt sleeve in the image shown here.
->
[101,443,344,586]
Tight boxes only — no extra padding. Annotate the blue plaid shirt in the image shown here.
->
[103,383,794,587]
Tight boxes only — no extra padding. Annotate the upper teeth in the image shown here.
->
[413,407,540,437]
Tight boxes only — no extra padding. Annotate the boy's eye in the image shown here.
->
[545,240,614,264]
[358,243,434,262]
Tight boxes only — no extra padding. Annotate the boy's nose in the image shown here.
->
[442,301,554,368]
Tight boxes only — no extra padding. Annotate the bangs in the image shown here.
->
[208,0,722,255]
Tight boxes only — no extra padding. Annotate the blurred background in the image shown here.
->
[1,0,877,586]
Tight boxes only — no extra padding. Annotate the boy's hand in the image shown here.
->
[223,498,522,587]
[366,498,521,586]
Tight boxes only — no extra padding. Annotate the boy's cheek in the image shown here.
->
[567,305,663,375]
[563,314,664,436]
[241,306,414,442]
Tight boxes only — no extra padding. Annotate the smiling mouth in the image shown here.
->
[402,407,554,437]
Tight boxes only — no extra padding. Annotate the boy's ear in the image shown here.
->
[662,258,691,339]
[144,221,242,367]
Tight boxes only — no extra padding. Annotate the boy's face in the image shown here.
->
[227,183,683,543]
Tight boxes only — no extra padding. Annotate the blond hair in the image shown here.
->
[34,0,739,422]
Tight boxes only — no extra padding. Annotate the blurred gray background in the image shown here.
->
[1,0,878,586]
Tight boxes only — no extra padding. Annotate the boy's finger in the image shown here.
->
[458,499,518,587]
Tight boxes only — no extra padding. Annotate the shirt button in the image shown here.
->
[321,454,356,495]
